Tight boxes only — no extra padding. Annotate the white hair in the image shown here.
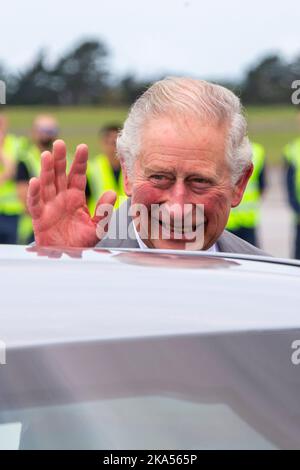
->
[117,77,252,183]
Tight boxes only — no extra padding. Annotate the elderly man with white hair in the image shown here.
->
[27,77,268,255]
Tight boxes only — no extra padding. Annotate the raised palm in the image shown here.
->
[27,140,117,247]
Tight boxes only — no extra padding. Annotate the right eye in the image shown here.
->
[150,174,168,181]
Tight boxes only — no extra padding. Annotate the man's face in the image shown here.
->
[102,130,118,157]
[122,115,252,250]
[32,117,59,150]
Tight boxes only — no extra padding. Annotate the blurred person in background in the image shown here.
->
[283,117,300,259]
[86,124,126,214]
[0,114,23,244]
[16,114,59,244]
[226,142,266,247]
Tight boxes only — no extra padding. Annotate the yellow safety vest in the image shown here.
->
[283,137,300,207]
[226,142,265,231]
[17,143,41,244]
[86,154,126,215]
[0,134,24,215]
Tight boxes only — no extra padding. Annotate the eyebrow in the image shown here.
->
[144,164,212,174]
[145,167,216,181]
[144,167,176,176]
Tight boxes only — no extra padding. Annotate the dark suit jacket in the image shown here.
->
[98,199,270,256]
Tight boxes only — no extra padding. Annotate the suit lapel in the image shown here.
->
[215,231,232,253]
[99,198,140,249]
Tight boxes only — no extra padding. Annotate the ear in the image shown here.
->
[120,157,133,196]
[231,163,253,208]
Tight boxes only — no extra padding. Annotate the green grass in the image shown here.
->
[3,105,300,165]
[4,106,128,158]
[246,106,300,164]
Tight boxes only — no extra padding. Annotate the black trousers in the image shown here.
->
[0,214,19,244]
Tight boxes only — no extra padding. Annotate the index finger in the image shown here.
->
[27,177,44,220]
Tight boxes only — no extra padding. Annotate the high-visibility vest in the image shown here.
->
[18,140,41,178]
[283,137,300,208]
[0,134,24,215]
[86,154,126,215]
[226,142,265,231]
[17,142,41,244]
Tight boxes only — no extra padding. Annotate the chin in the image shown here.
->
[151,239,201,251]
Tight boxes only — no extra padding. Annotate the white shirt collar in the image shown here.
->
[133,223,218,252]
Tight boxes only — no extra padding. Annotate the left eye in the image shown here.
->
[152,175,166,179]
[191,178,210,185]
[150,174,169,182]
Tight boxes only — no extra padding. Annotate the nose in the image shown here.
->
[162,180,205,226]
[167,180,187,206]
[164,180,190,220]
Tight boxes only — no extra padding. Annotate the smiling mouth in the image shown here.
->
[157,218,207,234]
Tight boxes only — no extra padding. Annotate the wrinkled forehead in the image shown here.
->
[138,115,229,171]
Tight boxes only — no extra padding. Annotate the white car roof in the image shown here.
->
[1,245,300,348]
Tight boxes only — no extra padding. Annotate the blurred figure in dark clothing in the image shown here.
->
[226,142,266,248]
[16,115,59,244]
[0,114,22,244]
[283,127,300,259]
[86,124,126,214]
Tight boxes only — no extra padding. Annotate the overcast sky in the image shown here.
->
[1,0,300,81]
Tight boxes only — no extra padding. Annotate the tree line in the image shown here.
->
[1,39,300,106]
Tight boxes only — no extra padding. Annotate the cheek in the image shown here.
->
[131,182,165,207]
[200,189,231,217]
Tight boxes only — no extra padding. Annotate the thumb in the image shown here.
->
[92,190,117,239]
